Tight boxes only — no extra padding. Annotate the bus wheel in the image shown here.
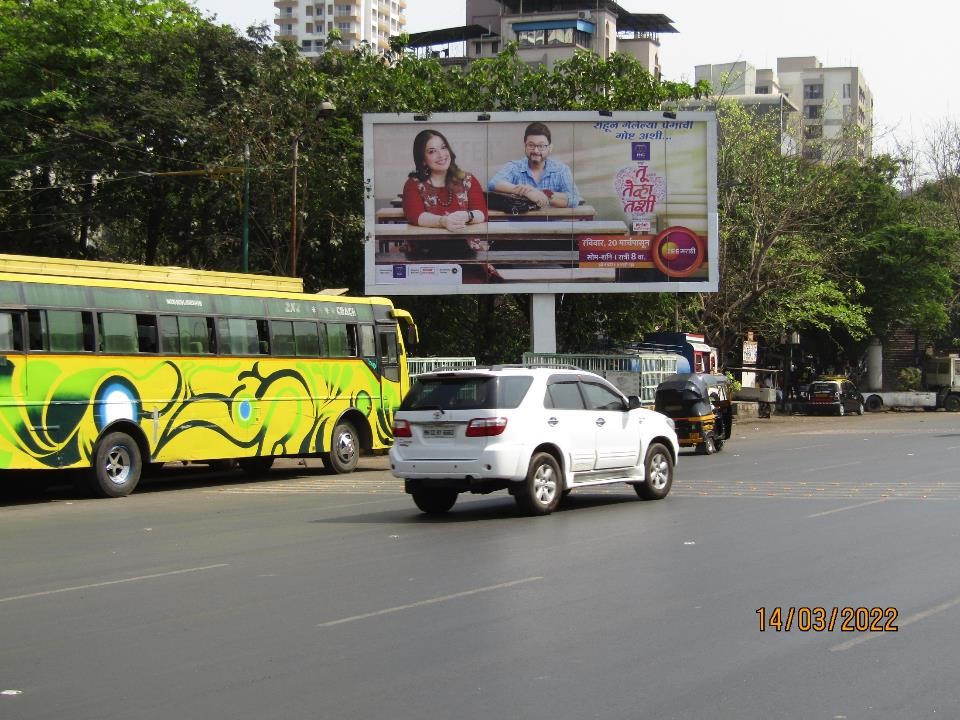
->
[238,457,274,477]
[91,431,142,498]
[322,421,359,474]
[944,395,960,412]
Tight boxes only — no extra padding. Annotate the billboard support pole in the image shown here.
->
[531,294,557,354]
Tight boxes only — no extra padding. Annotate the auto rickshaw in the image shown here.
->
[654,373,733,454]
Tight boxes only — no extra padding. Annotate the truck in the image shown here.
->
[863,354,960,412]
[628,332,719,375]
[522,350,683,405]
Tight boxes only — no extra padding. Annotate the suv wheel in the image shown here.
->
[516,452,562,516]
[635,442,674,500]
[411,488,458,515]
[837,403,846,417]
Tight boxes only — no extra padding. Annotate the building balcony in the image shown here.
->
[333,14,360,23]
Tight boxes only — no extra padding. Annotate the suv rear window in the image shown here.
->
[401,375,534,411]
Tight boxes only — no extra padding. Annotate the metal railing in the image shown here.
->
[522,351,681,404]
[408,357,477,377]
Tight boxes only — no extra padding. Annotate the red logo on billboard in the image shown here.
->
[650,226,705,277]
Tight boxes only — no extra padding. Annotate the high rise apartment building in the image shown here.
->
[405,0,675,79]
[695,57,874,160]
[274,0,407,56]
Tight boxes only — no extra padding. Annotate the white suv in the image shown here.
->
[390,366,679,515]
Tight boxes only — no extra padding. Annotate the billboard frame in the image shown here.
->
[363,111,718,296]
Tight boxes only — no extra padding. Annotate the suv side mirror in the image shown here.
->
[627,395,642,410]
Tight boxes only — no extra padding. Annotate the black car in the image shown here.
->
[806,377,864,416]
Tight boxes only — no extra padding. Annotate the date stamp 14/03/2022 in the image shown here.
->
[757,607,899,633]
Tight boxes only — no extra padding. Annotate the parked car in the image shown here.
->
[389,366,679,516]
[806,377,864,416]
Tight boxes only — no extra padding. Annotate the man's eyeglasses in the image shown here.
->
[525,143,550,151]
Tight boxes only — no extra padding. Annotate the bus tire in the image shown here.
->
[91,431,142,498]
[322,420,359,474]
[944,395,960,412]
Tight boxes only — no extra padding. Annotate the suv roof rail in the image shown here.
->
[489,363,583,371]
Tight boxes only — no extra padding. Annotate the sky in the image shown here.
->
[193,0,957,156]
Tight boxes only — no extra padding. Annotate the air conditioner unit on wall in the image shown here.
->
[578,10,592,20]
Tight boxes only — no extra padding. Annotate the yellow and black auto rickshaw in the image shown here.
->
[655,373,733,454]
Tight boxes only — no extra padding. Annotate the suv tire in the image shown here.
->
[515,452,562,516]
[634,442,673,500]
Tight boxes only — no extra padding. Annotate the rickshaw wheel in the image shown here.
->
[698,434,717,455]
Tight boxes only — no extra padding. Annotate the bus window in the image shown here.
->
[359,325,376,358]
[218,318,263,355]
[271,320,297,356]
[379,330,399,365]
[327,323,351,357]
[180,316,211,354]
[159,315,180,354]
[293,321,320,356]
[0,312,23,351]
[27,309,45,350]
[48,310,94,352]
[137,315,158,353]
[99,312,138,353]
[317,323,328,357]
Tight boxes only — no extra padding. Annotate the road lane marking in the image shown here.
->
[831,595,960,652]
[317,576,544,627]
[807,499,889,518]
[0,564,230,604]
[801,461,862,474]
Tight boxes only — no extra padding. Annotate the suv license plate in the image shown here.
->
[423,426,456,438]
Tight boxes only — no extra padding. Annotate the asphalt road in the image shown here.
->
[2,411,959,719]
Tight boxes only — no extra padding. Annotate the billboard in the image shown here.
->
[363,111,718,295]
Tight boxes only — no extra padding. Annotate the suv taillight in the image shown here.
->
[465,417,508,437]
[393,419,412,438]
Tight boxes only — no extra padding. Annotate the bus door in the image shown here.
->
[377,323,401,385]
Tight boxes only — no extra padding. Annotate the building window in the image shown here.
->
[306,6,313,15]
[804,125,823,139]
[842,83,851,98]
[804,84,823,100]
[756,85,769,94]
[547,27,573,45]
[805,104,820,120]
[518,29,546,47]
[302,39,313,50]
[305,22,313,33]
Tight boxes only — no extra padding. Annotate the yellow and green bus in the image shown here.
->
[0,254,417,497]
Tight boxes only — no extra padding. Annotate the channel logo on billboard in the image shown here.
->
[631,142,651,161]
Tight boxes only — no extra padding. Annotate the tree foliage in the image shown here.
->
[1,4,957,364]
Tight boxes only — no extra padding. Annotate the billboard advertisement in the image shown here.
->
[363,111,718,296]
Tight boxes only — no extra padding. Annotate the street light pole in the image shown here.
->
[242,144,250,273]
[288,100,335,278]
[289,136,299,277]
